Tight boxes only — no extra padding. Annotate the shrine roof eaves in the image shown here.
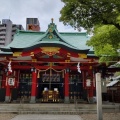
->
[0,22,93,55]
[23,42,89,54]
[1,31,92,50]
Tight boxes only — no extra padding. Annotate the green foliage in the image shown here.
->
[60,0,120,30]
[60,0,120,63]
[86,25,120,63]
[114,71,120,77]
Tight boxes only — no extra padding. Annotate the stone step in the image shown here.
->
[0,108,97,115]
[0,103,96,107]
[0,103,119,114]
[0,108,96,110]
[0,107,96,111]
[18,110,97,114]
[0,103,97,115]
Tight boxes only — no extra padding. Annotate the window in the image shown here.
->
[34,18,37,24]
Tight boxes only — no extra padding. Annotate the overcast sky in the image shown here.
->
[0,0,85,32]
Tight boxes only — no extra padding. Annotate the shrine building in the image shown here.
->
[0,19,101,103]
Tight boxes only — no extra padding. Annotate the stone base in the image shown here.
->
[88,97,96,103]
[5,96,10,103]
[64,96,70,103]
[30,96,36,103]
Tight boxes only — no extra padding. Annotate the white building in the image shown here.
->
[0,19,24,48]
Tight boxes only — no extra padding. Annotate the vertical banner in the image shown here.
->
[77,62,81,73]
[8,61,12,73]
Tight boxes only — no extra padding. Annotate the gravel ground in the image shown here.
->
[0,113,120,120]
[0,114,17,120]
[80,113,120,120]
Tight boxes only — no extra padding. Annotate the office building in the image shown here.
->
[26,18,40,31]
[0,19,24,48]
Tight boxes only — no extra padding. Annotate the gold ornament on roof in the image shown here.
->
[51,18,54,23]
[49,35,53,39]
[49,28,53,33]
[41,47,60,56]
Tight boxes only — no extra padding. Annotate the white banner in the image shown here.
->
[77,62,81,73]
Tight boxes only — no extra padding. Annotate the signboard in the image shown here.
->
[27,24,40,31]
[86,79,91,87]
[8,78,15,86]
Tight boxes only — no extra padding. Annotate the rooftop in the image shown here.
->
[0,20,94,56]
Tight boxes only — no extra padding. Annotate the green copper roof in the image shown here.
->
[1,21,93,55]
[4,31,45,49]
[60,32,93,51]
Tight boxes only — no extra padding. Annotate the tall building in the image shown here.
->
[26,18,40,31]
[0,19,24,48]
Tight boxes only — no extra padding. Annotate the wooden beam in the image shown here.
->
[12,65,89,70]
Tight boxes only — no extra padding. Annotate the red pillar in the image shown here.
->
[5,71,11,102]
[30,69,37,103]
[64,69,70,103]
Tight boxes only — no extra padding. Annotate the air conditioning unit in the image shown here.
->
[8,78,15,86]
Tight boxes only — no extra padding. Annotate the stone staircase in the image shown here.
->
[0,103,97,114]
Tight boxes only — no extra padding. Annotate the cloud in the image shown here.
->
[0,0,85,32]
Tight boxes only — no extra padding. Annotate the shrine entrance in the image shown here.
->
[37,71,64,102]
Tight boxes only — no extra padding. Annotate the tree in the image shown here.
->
[86,25,120,63]
[114,71,120,77]
[60,0,120,63]
[60,0,120,30]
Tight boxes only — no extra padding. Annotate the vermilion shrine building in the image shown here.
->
[0,20,105,103]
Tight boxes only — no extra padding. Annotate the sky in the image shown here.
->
[0,0,85,32]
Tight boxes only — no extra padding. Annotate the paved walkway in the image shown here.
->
[11,115,82,120]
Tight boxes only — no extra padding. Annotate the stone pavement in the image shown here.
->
[11,115,82,120]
